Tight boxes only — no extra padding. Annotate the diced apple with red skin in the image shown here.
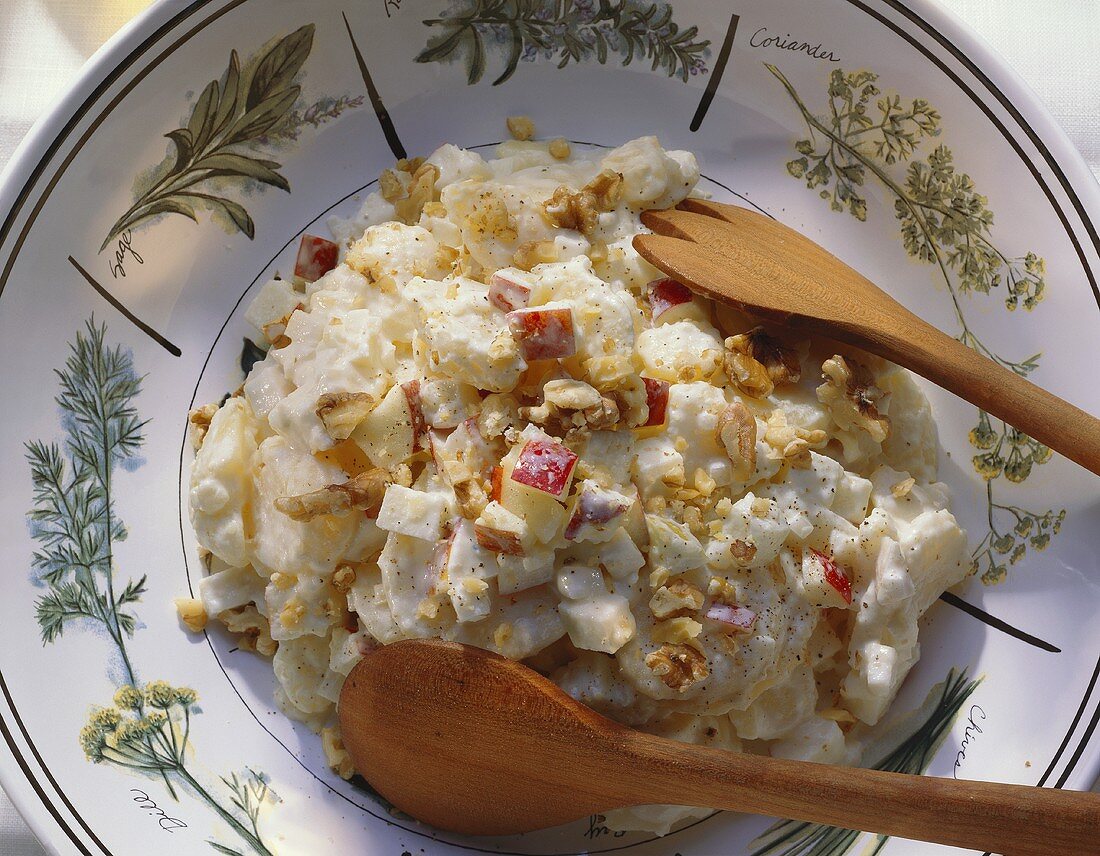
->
[350,382,426,470]
[801,548,853,607]
[646,278,700,325]
[506,306,576,361]
[474,525,524,556]
[294,234,339,283]
[401,381,427,452]
[490,466,504,502]
[563,481,633,542]
[639,377,670,429]
[498,429,568,544]
[488,272,532,313]
[474,501,527,556]
[705,602,757,633]
[510,437,578,500]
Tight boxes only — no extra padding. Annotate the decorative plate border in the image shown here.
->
[0,1,1098,854]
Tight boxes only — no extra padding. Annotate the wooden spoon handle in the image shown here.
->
[616,732,1100,856]
[840,308,1100,476]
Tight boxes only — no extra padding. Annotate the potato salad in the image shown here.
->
[184,127,969,834]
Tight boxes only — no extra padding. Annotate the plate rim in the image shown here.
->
[0,0,1098,853]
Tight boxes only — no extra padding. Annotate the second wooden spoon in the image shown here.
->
[633,200,1100,476]
[339,639,1100,855]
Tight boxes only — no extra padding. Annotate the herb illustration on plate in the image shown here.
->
[102,23,361,252]
[26,319,278,855]
[416,0,710,85]
[750,668,981,856]
[769,65,1063,584]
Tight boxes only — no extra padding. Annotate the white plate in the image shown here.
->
[1,1,1098,854]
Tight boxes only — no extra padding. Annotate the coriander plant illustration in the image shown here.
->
[769,65,1062,584]
[416,0,710,86]
[27,320,277,855]
[750,668,981,856]
[102,23,361,252]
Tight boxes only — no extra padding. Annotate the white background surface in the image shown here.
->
[1,1,1098,853]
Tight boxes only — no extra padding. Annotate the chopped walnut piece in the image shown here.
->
[395,156,425,174]
[645,643,708,692]
[274,467,390,521]
[649,579,705,619]
[270,333,291,350]
[602,373,649,428]
[174,597,207,633]
[468,190,518,242]
[316,392,377,441]
[548,137,571,159]
[512,239,557,271]
[817,355,890,442]
[220,604,277,657]
[729,539,757,563]
[891,477,916,498]
[487,328,520,365]
[750,497,772,517]
[762,410,828,462]
[332,565,357,594]
[394,162,440,225]
[321,725,356,780]
[541,170,624,236]
[584,169,624,209]
[723,327,801,398]
[440,456,490,519]
[188,402,219,450]
[477,393,520,440]
[521,378,621,433]
[543,185,599,236]
[716,402,757,481]
[506,115,535,141]
[378,168,405,203]
[280,599,306,628]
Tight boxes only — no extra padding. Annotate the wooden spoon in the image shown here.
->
[339,638,1099,855]
[633,199,1100,476]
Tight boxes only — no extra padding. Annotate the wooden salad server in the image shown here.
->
[339,639,1100,855]
[633,199,1100,476]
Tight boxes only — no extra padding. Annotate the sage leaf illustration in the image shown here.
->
[101,24,315,251]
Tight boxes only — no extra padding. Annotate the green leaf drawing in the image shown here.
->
[416,0,711,86]
[769,64,1063,584]
[750,669,981,856]
[26,320,146,679]
[29,321,280,855]
[101,25,315,251]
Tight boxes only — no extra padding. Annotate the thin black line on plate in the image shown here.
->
[342,11,406,160]
[849,0,1100,310]
[938,592,1060,653]
[68,256,181,356]
[690,13,739,132]
[0,677,98,856]
[1042,655,1100,787]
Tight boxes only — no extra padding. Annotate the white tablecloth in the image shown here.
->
[1,0,1098,852]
